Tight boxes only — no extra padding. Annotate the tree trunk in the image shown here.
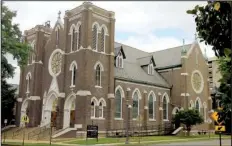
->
[187,126,191,136]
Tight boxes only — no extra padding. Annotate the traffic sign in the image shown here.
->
[215,125,225,132]
[210,111,218,122]
[21,115,29,123]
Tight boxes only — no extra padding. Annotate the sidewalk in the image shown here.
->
[2,137,222,146]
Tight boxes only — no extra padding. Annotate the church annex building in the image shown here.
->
[16,2,213,135]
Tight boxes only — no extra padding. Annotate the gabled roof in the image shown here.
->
[137,55,156,67]
[114,46,126,59]
[114,42,170,88]
[151,44,192,69]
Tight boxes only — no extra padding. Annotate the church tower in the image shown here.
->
[62,2,116,130]
[17,23,52,127]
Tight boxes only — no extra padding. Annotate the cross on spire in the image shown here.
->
[58,11,61,19]
[194,33,197,41]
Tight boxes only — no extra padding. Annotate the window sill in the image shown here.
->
[149,119,156,121]
[70,85,75,88]
[114,118,123,120]
[26,91,30,94]
[163,119,169,122]
[98,117,105,120]
[95,85,102,88]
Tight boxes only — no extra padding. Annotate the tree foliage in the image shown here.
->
[187,1,231,57]
[1,3,31,125]
[172,109,204,132]
[187,1,231,133]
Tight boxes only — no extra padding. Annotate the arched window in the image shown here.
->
[92,25,98,51]
[148,94,155,119]
[116,52,123,68]
[115,89,122,118]
[95,65,101,86]
[91,98,97,118]
[26,73,31,93]
[163,96,168,120]
[77,25,81,50]
[100,28,105,52]
[71,28,75,52]
[132,91,139,119]
[56,28,59,46]
[99,102,103,118]
[148,63,153,75]
[195,100,200,112]
[71,66,77,86]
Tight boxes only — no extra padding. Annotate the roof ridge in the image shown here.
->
[152,43,192,53]
[136,55,153,60]
[114,41,149,53]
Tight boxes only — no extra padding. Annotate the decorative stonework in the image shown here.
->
[48,49,64,77]
[191,70,204,94]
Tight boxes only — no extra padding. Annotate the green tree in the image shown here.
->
[172,109,204,136]
[1,3,31,125]
[187,1,231,133]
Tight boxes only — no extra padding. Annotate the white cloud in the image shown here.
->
[5,1,216,85]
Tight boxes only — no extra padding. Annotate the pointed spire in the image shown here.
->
[58,11,61,19]
[181,39,187,55]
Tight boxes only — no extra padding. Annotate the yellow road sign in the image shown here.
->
[210,111,218,122]
[21,115,29,123]
[215,126,225,132]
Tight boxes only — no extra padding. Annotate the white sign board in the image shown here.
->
[4,119,7,124]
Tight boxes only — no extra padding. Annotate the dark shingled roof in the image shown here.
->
[151,44,192,69]
[137,55,155,66]
[114,42,170,88]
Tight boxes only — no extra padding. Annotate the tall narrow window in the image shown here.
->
[92,25,98,51]
[195,100,200,112]
[95,65,101,86]
[148,63,153,75]
[91,101,95,118]
[26,78,30,93]
[99,102,103,118]
[116,52,123,68]
[78,25,81,50]
[163,96,168,120]
[132,92,139,119]
[115,90,122,118]
[71,28,75,51]
[71,66,76,86]
[56,28,59,46]
[100,28,105,52]
[148,95,154,119]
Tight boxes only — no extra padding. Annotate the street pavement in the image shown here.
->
[151,139,231,146]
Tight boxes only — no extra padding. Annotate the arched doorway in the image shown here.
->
[20,99,29,127]
[63,95,76,129]
[43,94,58,126]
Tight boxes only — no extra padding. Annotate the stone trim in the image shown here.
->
[17,98,23,102]
[143,90,147,93]
[69,14,82,22]
[76,90,91,96]
[144,106,148,109]
[116,80,170,91]
[159,107,163,110]
[180,93,190,96]
[126,88,131,91]
[29,96,41,100]
[92,13,110,23]
[181,73,188,76]
[59,93,65,98]
[75,124,82,129]
[107,93,114,98]
[181,56,187,58]
[158,92,162,96]
[114,118,123,120]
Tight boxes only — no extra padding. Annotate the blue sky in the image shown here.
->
[5,1,215,84]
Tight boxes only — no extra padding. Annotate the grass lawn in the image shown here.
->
[2,143,64,146]
[65,134,230,145]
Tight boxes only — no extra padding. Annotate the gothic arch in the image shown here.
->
[94,61,104,71]
[115,85,125,98]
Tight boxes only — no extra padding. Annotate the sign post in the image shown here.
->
[3,119,7,143]
[21,115,29,146]
[86,124,98,144]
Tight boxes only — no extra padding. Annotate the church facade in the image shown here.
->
[16,2,212,132]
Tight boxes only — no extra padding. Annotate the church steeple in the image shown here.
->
[181,39,187,55]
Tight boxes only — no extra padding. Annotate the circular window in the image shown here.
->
[191,70,204,94]
[49,50,63,76]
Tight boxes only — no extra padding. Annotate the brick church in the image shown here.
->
[16,2,212,134]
